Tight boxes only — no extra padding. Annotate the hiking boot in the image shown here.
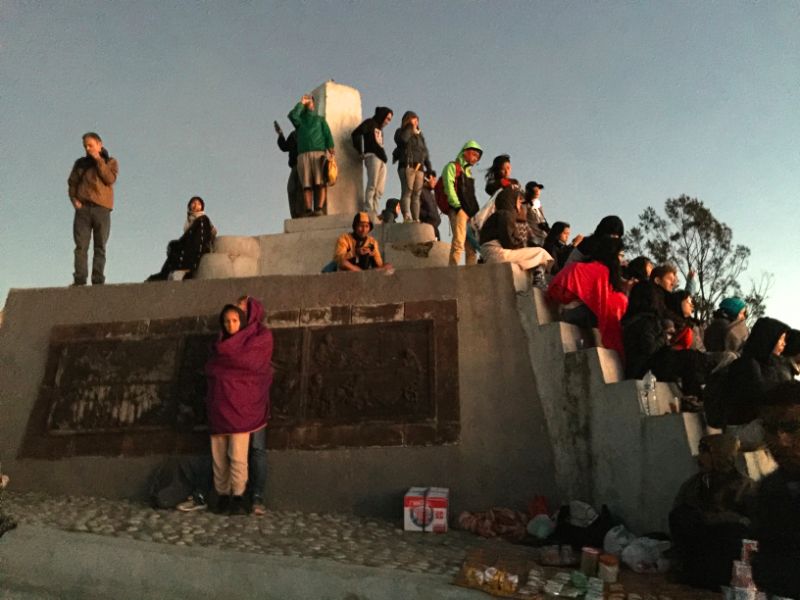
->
[304,209,314,218]
[313,209,325,217]
[176,493,207,513]
[214,494,230,514]
[251,496,267,517]
[229,495,248,516]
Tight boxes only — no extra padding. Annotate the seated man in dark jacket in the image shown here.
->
[752,381,800,597]
[722,317,791,445]
[669,433,754,590]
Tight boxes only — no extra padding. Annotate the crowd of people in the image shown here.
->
[64,95,798,595]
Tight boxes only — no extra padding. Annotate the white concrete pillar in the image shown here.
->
[311,81,363,215]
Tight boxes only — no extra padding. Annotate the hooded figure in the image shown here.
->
[548,236,629,359]
[722,316,792,426]
[352,106,393,213]
[478,188,554,292]
[205,299,274,435]
[669,433,754,590]
[565,215,624,266]
[444,140,484,266]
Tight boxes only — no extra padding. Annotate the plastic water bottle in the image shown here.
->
[641,370,657,415]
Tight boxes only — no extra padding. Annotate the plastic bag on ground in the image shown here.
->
[620,536,671,573]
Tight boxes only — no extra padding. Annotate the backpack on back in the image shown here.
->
[434,162,462,216]
[702,364,731,429]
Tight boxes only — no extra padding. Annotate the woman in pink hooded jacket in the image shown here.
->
[205,297,273,514]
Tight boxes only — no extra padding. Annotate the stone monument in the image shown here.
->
[309,80,363,215]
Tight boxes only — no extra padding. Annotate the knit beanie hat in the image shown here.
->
[719,297,746,319]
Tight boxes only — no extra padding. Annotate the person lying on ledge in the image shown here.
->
[323,212,393,273]
[147,196,216,281]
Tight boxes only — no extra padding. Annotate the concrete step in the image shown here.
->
[0,525,483,600]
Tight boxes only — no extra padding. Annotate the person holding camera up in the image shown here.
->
[333,212,392,272]
[288,94,334,217]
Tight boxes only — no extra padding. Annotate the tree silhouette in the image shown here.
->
[625,195,770,323]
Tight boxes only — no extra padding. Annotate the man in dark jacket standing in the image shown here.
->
[351,107,393,214]
[274,121,303,219]
[288,94,335,217]
[752,381,800,597]
[67,132,119,286]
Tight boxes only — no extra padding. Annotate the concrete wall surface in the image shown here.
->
[0,263,558,517]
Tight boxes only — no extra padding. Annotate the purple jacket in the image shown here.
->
[205,298,274,435]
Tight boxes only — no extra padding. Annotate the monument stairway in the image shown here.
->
[516,286,775,533]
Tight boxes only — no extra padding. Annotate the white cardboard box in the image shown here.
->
[403,487,449,533]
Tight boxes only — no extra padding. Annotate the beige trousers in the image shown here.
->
[210,433,250,496]
[448,209,478,266]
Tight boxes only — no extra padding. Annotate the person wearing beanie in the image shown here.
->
[351,106,393,213]
[333,212,390,272]
[68,132,119,286]
[443,140,483,266]
[704,297,749,354]
[147,196,217,281]
[392,111,433,222]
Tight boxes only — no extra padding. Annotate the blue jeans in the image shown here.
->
[73,204,111,284]
[247,427,268,501]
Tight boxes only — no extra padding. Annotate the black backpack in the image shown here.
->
[702,364,731,429]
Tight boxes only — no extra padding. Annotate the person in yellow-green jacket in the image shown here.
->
[443,140,483,265]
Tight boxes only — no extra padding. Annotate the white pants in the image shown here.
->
[363,154,387,213]
[481,241,554,291]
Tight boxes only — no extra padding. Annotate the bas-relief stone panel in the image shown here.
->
[20,301,459,459]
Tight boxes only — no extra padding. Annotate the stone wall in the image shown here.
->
[0,264,559,517]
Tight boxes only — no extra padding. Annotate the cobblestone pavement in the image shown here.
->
[3,492,493,577]
[3,493,718,598]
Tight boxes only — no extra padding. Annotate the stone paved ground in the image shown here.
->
[3,492,719,598]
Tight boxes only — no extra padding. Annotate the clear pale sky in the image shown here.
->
[1,1,797,326]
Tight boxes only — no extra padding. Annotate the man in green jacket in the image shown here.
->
[444,140,482,265]
[288,95,335,217]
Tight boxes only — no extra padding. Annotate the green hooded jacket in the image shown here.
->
[443,140,483,210]
[288,102,335,154]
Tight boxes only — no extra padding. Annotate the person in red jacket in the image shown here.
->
[205,297,273,515]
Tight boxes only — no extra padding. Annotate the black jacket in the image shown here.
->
[393,126,432,171]
[351,107,392,163]
[722,317,791,425]
[277,131,298,168]
[752,468,800,597]
[622,311,668,379]
[479,189,521,249]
